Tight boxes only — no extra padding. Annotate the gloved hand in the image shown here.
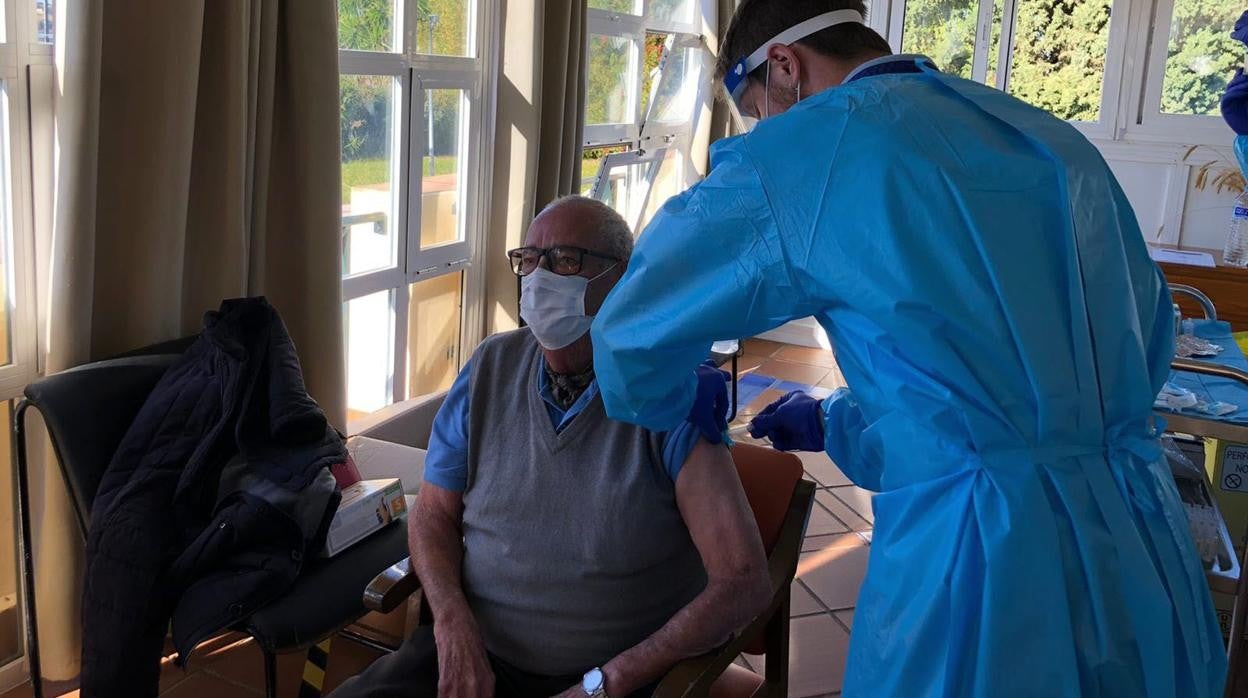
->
[1221,11,1248,135]
[687,360,732,444]
[749,390,825,452]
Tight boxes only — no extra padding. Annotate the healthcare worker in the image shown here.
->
[589,0,1227,696]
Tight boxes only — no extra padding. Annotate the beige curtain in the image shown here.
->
[485,0,588,332]
[34,0,344,680]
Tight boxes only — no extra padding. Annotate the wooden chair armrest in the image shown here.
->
[363,557,421,613]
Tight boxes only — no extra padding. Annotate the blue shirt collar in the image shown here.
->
[842,54,935,84]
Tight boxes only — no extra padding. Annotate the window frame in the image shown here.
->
[888,0,1129,139]
[1121,0,1239,143]
[338,0,497,418]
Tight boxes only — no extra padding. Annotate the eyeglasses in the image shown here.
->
[507,246,621,277]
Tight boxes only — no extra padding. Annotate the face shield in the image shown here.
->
[722,9,865,132]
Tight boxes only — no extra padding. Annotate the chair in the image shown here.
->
[14,349,411,698]
[361,442,816,698]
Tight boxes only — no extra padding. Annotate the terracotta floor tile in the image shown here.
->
[160,671,256,698]
[773,346,839,369]
[829,486,875,525]
[740,388,786,419]
[735,354,766,377]
[742,339,786,357]
[835,609,855,632]
[791,581,825,617]
[817,366,848,391]
[802,532,867,555]
[805,499,849,537]
[0,683,33,698]
[198,638,304,697]
[796,452,851,487]
[322,637,387,695]
[815,491,871,531]
[756,360,830,386]
[749,614,850,697]
[797,545,870,611]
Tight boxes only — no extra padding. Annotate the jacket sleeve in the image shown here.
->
[591,140,818,431]
[821,388,880,492]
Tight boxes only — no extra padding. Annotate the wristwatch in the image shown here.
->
[582,667,607,698]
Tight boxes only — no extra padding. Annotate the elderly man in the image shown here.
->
[333,196,771,698]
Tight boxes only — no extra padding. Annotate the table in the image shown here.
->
[1156,246,1248,332]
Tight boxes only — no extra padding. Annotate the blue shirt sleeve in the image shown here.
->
[660,419,702,482]
[422,358,472,493]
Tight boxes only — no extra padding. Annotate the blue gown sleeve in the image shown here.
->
[422,359,472,493]
[660,420,701,482]
[821,388,880,492]
[591,139,820,431]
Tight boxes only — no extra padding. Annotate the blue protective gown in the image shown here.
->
[591,58,1226,697]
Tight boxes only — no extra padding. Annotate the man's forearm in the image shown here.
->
[603,572,771,696]
[409,509,473,624]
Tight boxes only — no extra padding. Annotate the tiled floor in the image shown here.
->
[3,339,869,698]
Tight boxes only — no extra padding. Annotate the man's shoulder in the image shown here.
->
[473,328,538,360]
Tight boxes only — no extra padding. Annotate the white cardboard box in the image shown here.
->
[347,436,427,495]
[324,478,407,557]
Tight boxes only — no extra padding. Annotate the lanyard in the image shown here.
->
[844,56,937,84]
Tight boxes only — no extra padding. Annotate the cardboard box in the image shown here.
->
[1199,438,1248,641]
[324,478,407,557]
[346,436,427,495]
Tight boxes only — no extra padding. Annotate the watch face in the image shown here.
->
[582,668,604,694]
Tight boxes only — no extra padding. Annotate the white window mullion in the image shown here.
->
[971,0,995,84]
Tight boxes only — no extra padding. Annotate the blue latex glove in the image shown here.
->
[1222,11,1248,136]
[748,391,825,452]
[687,360,731,444]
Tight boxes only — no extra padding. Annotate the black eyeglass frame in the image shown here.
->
[506,245,622,277]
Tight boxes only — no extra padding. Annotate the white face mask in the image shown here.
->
[519,267,596,350]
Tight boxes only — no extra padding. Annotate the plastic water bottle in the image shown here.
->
[1225,189,1248,267]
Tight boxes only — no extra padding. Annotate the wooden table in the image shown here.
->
[1157,247,1248,332]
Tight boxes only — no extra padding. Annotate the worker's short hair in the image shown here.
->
[714,0,892,85]
[539,195,634,262]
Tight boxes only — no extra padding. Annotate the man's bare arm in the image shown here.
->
[409,483,494,698]
[599,439,772,696]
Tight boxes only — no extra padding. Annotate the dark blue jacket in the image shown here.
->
[80,298,343,697]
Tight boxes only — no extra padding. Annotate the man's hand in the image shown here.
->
[433,612,495,698]
[550,686,584,698]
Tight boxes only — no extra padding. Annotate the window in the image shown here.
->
[33,0,51,44]
[338,0,493,422]
[893,0,1124,131]
[583,1,713,233]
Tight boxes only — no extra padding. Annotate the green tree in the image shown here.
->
[902,0,978,79]
[1161,0,1241,116]
[1007,0,1112,122]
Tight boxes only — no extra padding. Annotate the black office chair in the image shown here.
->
[14,345,410,698]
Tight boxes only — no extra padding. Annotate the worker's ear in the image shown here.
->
[766,44,802,87]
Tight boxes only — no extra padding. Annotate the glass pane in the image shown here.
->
[640,149,684,231]
[902,0,977,80]
[649,0,695,26]
[416,0,472,57]
[338,0,397,52]
[344,290,396,421]
[587,34,637,126]
[1006,0,1111,122]
[35,0,54,44]
[420,89,469,250]
[641,33,669,120]
[1161,0,1241,116]
[986,0,1004,87]
[407,272,463,398]
[341,75,400,277]
[643,38,704,127]
[597,151,667,230]
[0,402,19,666]
[581,144,630,195]
[589,0,641,13]
[0,87,11,368]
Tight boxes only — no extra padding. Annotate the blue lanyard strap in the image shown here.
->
[845,57,938,84]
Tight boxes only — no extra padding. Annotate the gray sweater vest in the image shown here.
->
[462,329,707,676]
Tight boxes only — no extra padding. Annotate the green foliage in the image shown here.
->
[342,156,458,201]
[1161,0,1241,116]
[1007,0,1112,122]
[587,34,632,124]
[339,0,394,51]
[903,0,1242,121]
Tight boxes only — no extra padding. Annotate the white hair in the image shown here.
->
[540,195,634,261]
